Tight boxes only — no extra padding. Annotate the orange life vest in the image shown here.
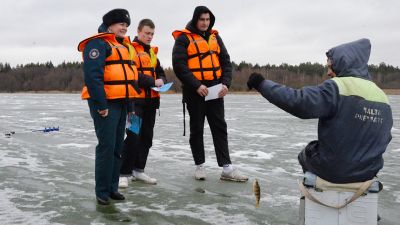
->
[132,41,160,99]
[172,29,221,81]
[78,33,140,100]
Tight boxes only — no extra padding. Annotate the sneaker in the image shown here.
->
[195,165,206,180]
[220,168,248,182]
[118,176,129,188]
[134,172,157,185]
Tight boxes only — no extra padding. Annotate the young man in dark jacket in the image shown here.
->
[172,6,248,182]
[247,38,393,183]
[119,19,166,187]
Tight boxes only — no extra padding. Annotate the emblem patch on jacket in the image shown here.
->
[89,49,100,59]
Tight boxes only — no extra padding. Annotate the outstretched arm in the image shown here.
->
[248,73,339,119]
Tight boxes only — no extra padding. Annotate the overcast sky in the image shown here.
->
[1,0,399,68]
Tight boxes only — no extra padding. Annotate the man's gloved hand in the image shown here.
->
[247,73,265,90]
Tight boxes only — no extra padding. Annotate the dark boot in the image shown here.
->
[96,196,110,205]
[110,192,125,200]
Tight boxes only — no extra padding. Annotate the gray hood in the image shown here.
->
[326,38,371,79]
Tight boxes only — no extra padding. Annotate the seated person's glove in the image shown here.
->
[247,73,265,90]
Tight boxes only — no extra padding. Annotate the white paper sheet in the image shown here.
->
[205,83,222,101]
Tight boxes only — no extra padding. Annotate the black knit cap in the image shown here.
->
[102,8,131,27]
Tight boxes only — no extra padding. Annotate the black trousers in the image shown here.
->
[184,89,232,167]
[120,104,156,175]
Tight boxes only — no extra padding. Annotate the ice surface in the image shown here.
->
[0,93,399,225]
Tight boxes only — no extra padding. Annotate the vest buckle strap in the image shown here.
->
[190,66,221,72]
[187,51,216,60]
[103,80,141,94]
[138,67,155,72]
[105,60,133,66]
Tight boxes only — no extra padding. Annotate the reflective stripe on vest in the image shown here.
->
[172,29,222,81]
[132,42,160,99]
[78,33,140,100]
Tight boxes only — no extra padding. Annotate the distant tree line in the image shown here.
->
[0,61,399,92]
[0,62,83,92]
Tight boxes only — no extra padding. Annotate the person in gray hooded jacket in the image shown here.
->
[247,38,393,183]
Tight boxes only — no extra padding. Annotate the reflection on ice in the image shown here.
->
[56,143,91,149]
[0,189,61,225]
[230,150,274,160]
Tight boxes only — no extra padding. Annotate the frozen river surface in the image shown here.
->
[0,93,399,225]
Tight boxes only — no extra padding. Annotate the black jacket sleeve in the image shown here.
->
[155,59,167,83]
[172,34,202,90]
[138,72,155,88]
[216,35,232,88]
